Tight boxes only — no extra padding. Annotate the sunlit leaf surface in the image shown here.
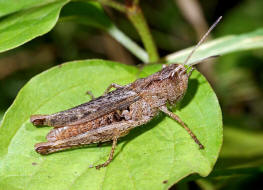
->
[0,60,222,190]
[0,0,69,53]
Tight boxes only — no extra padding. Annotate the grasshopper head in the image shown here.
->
[163,16,223,105]
[160,64,189,105]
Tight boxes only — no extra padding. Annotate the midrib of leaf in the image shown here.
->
[119,146,138,190]
[100,166,110,190]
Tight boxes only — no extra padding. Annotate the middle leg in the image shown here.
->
[95,135,118,169]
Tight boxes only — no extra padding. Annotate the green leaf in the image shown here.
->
[60,1,148,62]
[0,0,69,53]
[0,60,222,190]
[60,1,112,30]
[216,126,263,169]
[178,126,263,182]
[165,28,263,64]
[0,112,3,125]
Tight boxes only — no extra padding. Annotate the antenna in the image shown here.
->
[183,16,222,66]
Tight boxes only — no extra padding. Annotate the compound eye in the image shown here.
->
[162,64,168,69]
[178,67,182,72]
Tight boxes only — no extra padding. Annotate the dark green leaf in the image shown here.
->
[0,0,69,53]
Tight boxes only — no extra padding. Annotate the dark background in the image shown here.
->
[0,0,262,189]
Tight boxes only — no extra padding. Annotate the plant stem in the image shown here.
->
[96,0,159,62]
[132,0,140,5]
[126,4,159,62]
[97,0,126,12]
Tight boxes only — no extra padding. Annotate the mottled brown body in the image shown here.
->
[31,64,204,168]
[31,16,222,169]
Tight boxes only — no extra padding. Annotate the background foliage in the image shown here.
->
[0,0,263,189]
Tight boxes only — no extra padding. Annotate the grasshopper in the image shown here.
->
[30,16,222,169]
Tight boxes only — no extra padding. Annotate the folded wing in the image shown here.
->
[31,87,140,127]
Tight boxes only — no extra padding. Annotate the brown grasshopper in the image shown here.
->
[30,16,222,169]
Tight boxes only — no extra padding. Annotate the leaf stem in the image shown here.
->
[126,4,159,62]
[107,25,148,62]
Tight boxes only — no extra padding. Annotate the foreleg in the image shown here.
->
[86,90,95,100]
[159,106,204,149]
[103,83,122,95]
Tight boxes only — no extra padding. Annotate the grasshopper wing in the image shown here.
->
[31,87,140,127]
